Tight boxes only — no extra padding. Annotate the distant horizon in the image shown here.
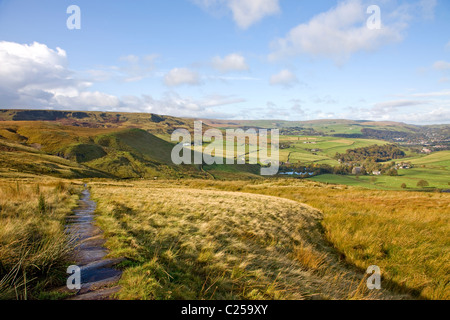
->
[1,108,449,126]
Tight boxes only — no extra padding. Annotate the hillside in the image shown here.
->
[202,118,449,144]
[0,137,110,179]
[0,118,261,180]
[0,109,208,136]
[0,121,207,179]
[90,181,406,300]
[0,109,447,185]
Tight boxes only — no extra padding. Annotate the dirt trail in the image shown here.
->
[64,187,123,300]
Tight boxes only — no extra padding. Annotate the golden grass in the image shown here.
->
[165,178,449,300]
[90,182,406,300]
[0,179,82,299]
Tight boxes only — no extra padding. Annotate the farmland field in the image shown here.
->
[308,151,450,190]
[278,135,389,165]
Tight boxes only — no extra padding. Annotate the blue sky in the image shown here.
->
[0,0,449,123]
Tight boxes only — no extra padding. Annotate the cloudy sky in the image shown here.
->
[0,0,449,123]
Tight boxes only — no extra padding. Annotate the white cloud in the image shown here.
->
[119,92,242,118]
[54,91,120,109]
[312,95,338,105]
[0,41,244,118]
[0,41,69,91]
[210,75,260,81]
[164,68,201,87]
[372,99,428,115]
[343,97,450,124]
[0,41,119,109]
[212,53,249,73]
[269,69,298,87]
[227,0,280,29]
[193,0,280,29]
[412,89,450,97]
[371,107,450,124]
[290,99,306,116]
[119,54,158,82]
[85,54,158,83]
[419,0,437,20]
[433,61,450,71]
[269,0,405,63]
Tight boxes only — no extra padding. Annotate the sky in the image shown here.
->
[0,0,449,124]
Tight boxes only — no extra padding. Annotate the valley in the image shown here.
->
[0,110,448,301]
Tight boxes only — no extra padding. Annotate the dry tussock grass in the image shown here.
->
[163,178,449,300]
[0,179,82,299]
[91,182,404,300]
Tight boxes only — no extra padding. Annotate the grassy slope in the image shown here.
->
[0,179,83,300]
[91,181,405,300]
[0,138,111,179]
[173,179,449,300]
[0,121,260,179]
[405,151,450,170]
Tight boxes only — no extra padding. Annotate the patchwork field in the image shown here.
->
[278,135,389,165]
[309,151,450,190]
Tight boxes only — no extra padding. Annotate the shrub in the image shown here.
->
[417,180,429,188]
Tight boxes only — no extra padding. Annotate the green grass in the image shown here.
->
[309,168,450,191]
[307,150,450,191]
[405,151,450,170]
[279,136,389,165]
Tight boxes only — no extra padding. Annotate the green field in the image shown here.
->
[203,119,419,136]
[403,151,450,170]
[279,135,389,165]
[310,165,450,191]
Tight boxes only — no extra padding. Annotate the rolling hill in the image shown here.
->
[0,112,262,179]
[0,109,448,184]
[0,121,209,179]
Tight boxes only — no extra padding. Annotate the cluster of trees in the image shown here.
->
[280,142,294,150]
[360,128,411,140]
[280,127,322,136]
[335,144,406,163]
[331,162,399,176]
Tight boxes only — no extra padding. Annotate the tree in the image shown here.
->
[401,183,407,189]
[417,180,429,188]
[387,168,398,176]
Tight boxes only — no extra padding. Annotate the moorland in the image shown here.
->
[0,109,448,300]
